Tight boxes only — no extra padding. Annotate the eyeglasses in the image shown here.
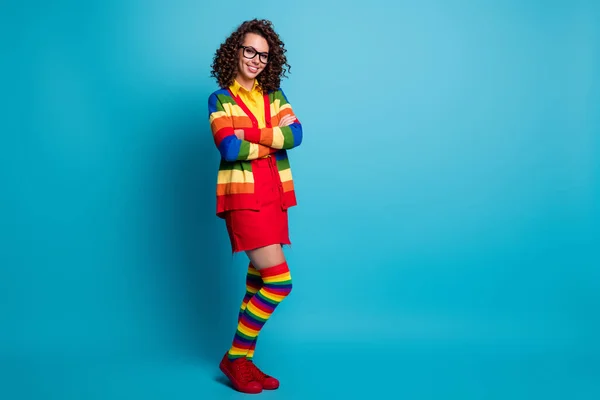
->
[239,45,269,64]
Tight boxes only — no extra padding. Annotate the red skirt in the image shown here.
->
[224,155,291,253]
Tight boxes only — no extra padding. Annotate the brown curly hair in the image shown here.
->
[210,19,290,92]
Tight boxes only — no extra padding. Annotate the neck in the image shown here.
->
[235,76,255,91]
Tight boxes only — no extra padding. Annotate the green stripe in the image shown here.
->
[276,157,290,170]
[255,291,279,306]
[272,90,288,106]
[236,330,255,341]
[216,94,236,110]
[282,126,294,148]
[238,141,250,160]
[246,309,268,323]
[264,283,291,290]
[219,161,252,172]
[264,280,292,286]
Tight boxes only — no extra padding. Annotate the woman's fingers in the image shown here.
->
[278,115,296,127]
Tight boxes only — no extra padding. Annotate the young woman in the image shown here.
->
[207,19,302,394]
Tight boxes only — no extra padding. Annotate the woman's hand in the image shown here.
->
[234,129,244,140]
[278,115,296,127]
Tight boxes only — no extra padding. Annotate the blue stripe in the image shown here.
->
[208,93,219,115]
[265,283,293,290]
[234,335,255,346]
[208,89,234,115]
[289,123,303,147]
[219,136,241,162]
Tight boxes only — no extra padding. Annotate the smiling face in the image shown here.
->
[235,32,269,89]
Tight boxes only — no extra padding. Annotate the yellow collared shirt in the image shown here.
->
[229,79,266,129]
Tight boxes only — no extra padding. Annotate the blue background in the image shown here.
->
[1,0,599,398]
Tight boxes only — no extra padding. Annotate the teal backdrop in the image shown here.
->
[1,0,599,399]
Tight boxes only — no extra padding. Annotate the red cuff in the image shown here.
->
[243,128,261,143]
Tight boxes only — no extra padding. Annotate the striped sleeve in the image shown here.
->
[208,92,276,162]
[242,88,303,150]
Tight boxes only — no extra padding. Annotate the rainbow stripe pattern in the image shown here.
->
[208,88,302,217]
[228,262,293,360]
[238,263,263,360]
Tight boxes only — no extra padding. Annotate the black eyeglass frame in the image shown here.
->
[239,45,269,63]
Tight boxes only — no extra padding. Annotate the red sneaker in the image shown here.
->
[219,353,263,394]
[248,361,280,390]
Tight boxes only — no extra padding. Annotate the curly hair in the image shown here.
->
[210,19,290,92]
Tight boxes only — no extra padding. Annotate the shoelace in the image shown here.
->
[235,360,255,383]
[248,362,268,381]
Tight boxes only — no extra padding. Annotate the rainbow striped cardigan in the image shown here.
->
[208,87,303,217]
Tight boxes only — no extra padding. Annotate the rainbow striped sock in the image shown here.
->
[238,262,263,360]
[228,261,293,360]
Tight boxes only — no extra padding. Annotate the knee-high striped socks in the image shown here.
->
[228,261,292,360]
[237,262,262,359]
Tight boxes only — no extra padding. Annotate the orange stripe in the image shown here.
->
[211,116,255,134]
[210,118,232,135]
[282,180,294,192]
[262,128,274,146]
[231,116,254,128]
[257,145,273,158]
[217,182,254,195]
[275,107,294,118]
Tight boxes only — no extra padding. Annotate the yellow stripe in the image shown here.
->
[279,168,292,182]
[279,103,292,112]
[271,127,284,148]
[217,168,254,184]
[261,290,286,303]
[239,323,259,337]
[270,99,281,116]
[229,347,248,355]
[221,102,247,117]
[246,302,270,320]
[209,111,228,123]
[263,272,291,283]
[246,143,260,160]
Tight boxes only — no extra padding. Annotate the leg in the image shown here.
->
[243,244,285,360]
[222,244,292,390]
[238,262,262,360]
[245,244,286,271]
[228,244,291,360]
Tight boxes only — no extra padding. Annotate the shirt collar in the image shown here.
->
[230,79,261,96]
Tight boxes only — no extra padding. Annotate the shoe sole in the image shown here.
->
[219,360,263,394]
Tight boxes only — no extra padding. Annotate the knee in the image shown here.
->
[278,267,293,297]
[261,262,293,298]
[284,276,293,296]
